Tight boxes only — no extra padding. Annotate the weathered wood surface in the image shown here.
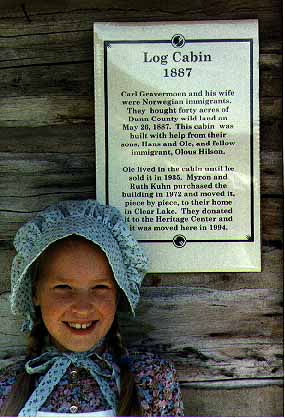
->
[0,192,283,241]
[181,384,283,417]
[0,0,282,40]
[0,285,283,380]
[0,1,283,416]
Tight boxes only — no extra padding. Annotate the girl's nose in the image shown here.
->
[70,291,94,316]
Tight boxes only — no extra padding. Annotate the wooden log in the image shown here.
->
[0,244,15,292]
[261,198,283,241]
[144,245,283,290]
[260,151,283,196]
[0,196,282,241]
[0,96,94,127]
[0,31,93,69]
[183,378,283,389]
[0,1,282,42]
[0,148,282,193]
[0,155,274,238]
[260,53,282,97]
[0,287,282,381]
[0,124,282,197]
[0,95,281,127]
[0,293,28,359]
[0,52,281,97]
[0,63,94,96]
[0,121,282,153]
[0,125,95,153]
[181,384,284,416]
[125,287,283,381]
[261,120,282,152]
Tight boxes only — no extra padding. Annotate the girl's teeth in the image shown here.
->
[68,322,92,329]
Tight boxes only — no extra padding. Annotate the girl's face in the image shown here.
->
[34,237,117,352]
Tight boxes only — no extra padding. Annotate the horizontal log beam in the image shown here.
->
[0,288,282,382]
[0,125,95,153]
[0,118,282,153]
[0,150,282,190]
[0,53,281,97]
[0,1,282,42]
[0,95,281,127]
[0,197,282,241]
[181,383,283,416]
[182,378,283,389]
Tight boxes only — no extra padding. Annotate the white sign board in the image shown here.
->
[94,20,260,272]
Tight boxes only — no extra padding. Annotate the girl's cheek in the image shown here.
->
[90,293,117,313]
[95,290,117,304]
[42,298,69,314]
[53,293,73,303]
[40,293,73,314]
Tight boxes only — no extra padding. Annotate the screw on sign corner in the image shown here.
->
[173,235,187,248]
[171,34,185,48]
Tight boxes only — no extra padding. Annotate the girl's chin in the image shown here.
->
[49,322,104,352]
[51,339,100,353]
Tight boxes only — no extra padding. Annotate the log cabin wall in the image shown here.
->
[0,1,283,416]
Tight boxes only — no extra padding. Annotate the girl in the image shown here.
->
[0,199,184,416]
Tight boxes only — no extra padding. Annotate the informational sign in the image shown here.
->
[94,20,260,272]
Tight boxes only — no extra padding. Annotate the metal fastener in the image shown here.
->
[70,370,78,379]
[70,405,78,414]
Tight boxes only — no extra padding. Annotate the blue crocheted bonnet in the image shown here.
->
[10,199,148,331]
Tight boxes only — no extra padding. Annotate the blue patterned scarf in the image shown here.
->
[19,346,119,416]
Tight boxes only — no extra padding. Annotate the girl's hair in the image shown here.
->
[1,314,141,416]
[0,314,45,416]
[107,315,141,416]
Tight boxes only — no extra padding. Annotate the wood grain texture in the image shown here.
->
[0,122,281,151]
[0,0,282,42]
[181,384,283,417]
[0,1,283,415]
[0,287,282,381]
[0,50,281,96]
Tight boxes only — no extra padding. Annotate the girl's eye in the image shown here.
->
[54,284,72,290]
[93,284,109,289]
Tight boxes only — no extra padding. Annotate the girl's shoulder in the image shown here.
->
[127,350,184,416]
[128,349,176,376]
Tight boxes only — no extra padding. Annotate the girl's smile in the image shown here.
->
[33,236,117,352]
[63,320,99,337]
